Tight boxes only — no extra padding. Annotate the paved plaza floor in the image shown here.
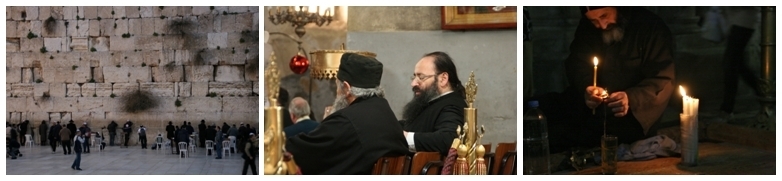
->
[5,142,259,175]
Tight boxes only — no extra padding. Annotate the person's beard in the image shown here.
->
[330,90,350,115]
[402,78,441,121]
[602,23,624,45]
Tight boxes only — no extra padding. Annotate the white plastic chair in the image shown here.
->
[24,134,34,148]
[178,142,188,158]
[94,137,103,152]
[189,139,197,153]
[222,140,231,157]
[205,140,214,156]
[155,136,164,153]
[228,136,237,153]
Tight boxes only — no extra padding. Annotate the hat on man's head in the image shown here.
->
[337,53,383,88]
[580,6,609,15]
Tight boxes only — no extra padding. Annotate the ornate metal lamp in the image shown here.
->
[310,44,377,80]
[452,72,488,175]
[268,6,333,38]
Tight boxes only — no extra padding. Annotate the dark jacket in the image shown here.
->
[107,121,118,134]
[401,92,467,155]
[283,119,319,138]
[287,96,409,175]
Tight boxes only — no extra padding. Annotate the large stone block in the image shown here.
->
[30,20,43,38]
[219,112,259,123]
[68,19,89,37]
[6,83,11,97]
[184,33,209,51]
[192,6,212,15]
[215,65,245,82]
[113,6,126,19]
[43,38,65,53]
[212,6,228,16]
[121,51,144,66]
[235,13,254,32]
[141,18,156,36]
[6,98,27,112]
[11,83,35,97]
[219,14,236,33]
[208,82,252,96]
[196,15,214,34]
[16,21,32,38]
[245,64,259,82]
[113,82,140,97]
[140,82,175,97]
[125,6,140,18]
[114,19,129,36]
[161,34,185,50]
[103,66,130,83]
[70,37,89,51]
[221,97,258,113]
[29,96,54,112]
[33,82,49,97]
[182,97,222,112]
[20,37,43,52]
[136,36,162,50]
[151,65,184,82]
[86,51,109,67]
[95,83,113,97]
[228,6,248,13]
[52,97,79,112]
[249,6,259,13]
[6,20,17,38]
[139,6,156,18]
[26,6,40,20]
[109,36,135,51]
[161,6,177,17]
[253,81,259,95]
[33,67,43,82]
[78,97,106,112]
[192,82,208,97]
[94,66,105,83]
[7,38,21,52]
[219,46,246,65]
[83,6,97,19]
[23,52,44,68]
[22,67,34,83]
[128,66,152,83]
[154,18,167,36]
[88,20,101,37]
[66,83,82,97]
[81,83,97,97]
[97,6,113,19]
[7,67,22,84]
[207,32,227,49]
[7,7,23,20]
[90,36,110,52]
[42,20,67,37]
[100,18,114,36]
[129,18,142,36]
[184,65,214,82]
[32,112,52,123]
[48,112,69,124]
[52,67,75,83]
[49,83,66,97]
[177,82,191,97]
[63,6,78,20]
[142,50,162,67]
[73,61,92,83]
[7,52,24,68]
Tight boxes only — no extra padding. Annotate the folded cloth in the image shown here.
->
[617,135,681,161]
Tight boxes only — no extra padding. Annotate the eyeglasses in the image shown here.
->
[410,73,439,82]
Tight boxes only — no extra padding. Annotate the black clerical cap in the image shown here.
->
[580,6,608,14]
[337,53,383,88]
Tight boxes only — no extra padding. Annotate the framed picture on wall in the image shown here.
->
[441,6,517,30]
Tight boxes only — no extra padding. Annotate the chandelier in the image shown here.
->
[268,6,334,38]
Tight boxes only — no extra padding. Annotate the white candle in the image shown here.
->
[593,57,598,87]
[679,86,699,116]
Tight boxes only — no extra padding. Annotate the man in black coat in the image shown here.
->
[400,52,468,156]
[123,120,133,147]
[286,53,408,174]
[39,120,48,146]
[107,121,118,146]
[198,120,207,148]
[535,7,675,153]
[221,122,230,135]
[165,121,175,140]
[48,122,62,153]
[66,120,77,141]
[176,127,190,155]
[19,120,30,146]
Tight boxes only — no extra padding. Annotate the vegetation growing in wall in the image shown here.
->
[27,31,38,39]
[207,92,217,97]
[36,79,43,83]
[241,30,259,44]
[245,55,259,74]
[110,93,116,98]
[40,47,48,53]
[120,90,159,113]
[90,47,97,52]
[72,65,78,70]
[164,61,176,71]
[175,99,182,107]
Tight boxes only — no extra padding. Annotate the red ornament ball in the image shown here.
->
[289,55,309,74]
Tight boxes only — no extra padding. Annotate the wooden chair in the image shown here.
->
[498,151,517,175]
[409,152,442,175]
[491,142,517,175]
[420,144,493,175]
[372,155,409,175]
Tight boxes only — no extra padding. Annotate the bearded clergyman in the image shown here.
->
[400,51,468,156]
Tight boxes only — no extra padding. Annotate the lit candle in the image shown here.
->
[593,57,598,87]
[679,86,699,116]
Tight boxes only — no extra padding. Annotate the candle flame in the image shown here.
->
[679,86,687,97]
[593,57,598,66]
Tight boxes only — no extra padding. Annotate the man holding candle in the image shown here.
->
[533,6,676,153]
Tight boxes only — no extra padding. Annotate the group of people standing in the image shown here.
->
[163,120,259,175]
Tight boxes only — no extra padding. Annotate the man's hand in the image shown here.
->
[584,86,605,109]
[606,91,629,117]
[403,131,408,137]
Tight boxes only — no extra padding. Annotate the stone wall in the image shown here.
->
[6,6,260,143]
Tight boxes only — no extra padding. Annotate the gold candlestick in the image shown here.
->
[264,52,298,175]
[453,71,487,175]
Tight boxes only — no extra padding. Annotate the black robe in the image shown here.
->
[401,92,467,155]
[286,96,409,175]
